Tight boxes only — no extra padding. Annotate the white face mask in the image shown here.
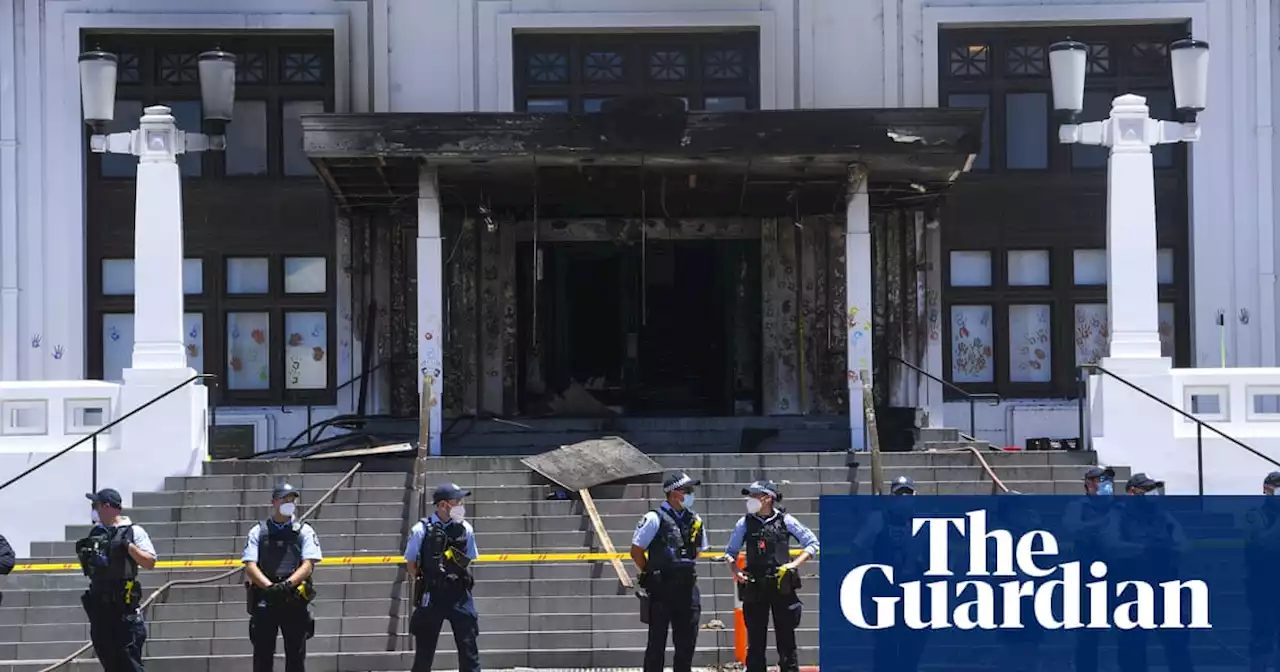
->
[681,493,695,509]
[278,502,296,517]
[90,508,100,524]
[745,497,763,514]
[449,504,466,522]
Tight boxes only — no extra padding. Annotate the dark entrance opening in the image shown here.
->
[635,240,720,414]
[520,238,755,417]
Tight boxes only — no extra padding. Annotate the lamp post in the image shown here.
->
[1048,37,1208,372]
[78,47,236,373]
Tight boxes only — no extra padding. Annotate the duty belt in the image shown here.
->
[85,580,140,609]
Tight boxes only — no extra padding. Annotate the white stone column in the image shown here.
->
[1101,94,1168,373]
[129,106,189,371]
[417,168,444,456]
[128,108,189,371]
[846,167,872,451]
[119,106,207,468]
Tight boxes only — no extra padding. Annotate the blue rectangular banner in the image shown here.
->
[819,495,1275,672]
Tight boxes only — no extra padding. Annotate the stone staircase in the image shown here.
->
[0,450,1113,671]
[437,416,856,455]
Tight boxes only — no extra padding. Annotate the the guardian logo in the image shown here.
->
[838,510,1211,631]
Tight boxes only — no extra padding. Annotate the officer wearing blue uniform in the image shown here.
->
[1063,466,1117,672]
[631,471,709,672]
[241,483,323,672]
[405,483,480,672]
[77,488,158,672]
[852,476,930,672]
[1246,471,1280,672]
[722,480,819,672]
[1110,473,1192,672]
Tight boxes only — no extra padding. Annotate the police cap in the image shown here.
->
[1084,466,1116,481]
[432,482,470,503]
[271,483,299,501]
[1265,471,1280,487]
[85,489,123,508]
[742,479,782,501]
[662,472,701,493]
[890,476,916,494]
[1125,472,1164,491]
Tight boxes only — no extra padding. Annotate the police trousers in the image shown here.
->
[1249,600,1280,671]
[410,590,480,672]
[250,601,313,672]
[742,592,802,672]
[1116,627,1194,672]
[871,626,929,672]
[644,584,701,672]
[83,598,147,672]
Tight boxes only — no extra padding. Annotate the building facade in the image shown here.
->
[0,0,1273,453]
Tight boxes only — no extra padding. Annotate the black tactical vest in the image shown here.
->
[1117,503,1177,577]
[418,518,473,587]
[87,525,138,593]
[257,520,303,582]
[744,513,791,576]
[646,508,702,573]
[1246,502,1280,585]
[1075,498,1111,558]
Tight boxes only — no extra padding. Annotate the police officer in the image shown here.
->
[405,483,479,672]
[1246,472,1280,671]
[241,483,323,672]
[721,480,819,672]
[1063,467,1117,672]
[0,532,13,606]
[1110,473,1193,672]
[851,476,929,672]
[77,488,157,672]
[630,471,709,672]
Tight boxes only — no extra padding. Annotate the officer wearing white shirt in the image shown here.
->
[630,471,709,672]
[404,483,480,672]
[722,480,819,672]
[79,488,158,672]
[241,483,323,672]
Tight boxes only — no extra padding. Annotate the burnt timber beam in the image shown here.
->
[301,108,983,166]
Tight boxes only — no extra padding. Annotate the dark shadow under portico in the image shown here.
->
[301,100,981,452]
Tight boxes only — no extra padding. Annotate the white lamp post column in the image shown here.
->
[1050,37,1209,373]
[128,106,188,369]
[79,48,236,376]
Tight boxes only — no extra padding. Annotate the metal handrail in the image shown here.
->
[890,356,1001,442]
[1080,363,1280,495]
[0,373,215,494]
[37,461,364,672]
[292,359,395,447]
[944,445,1012,495]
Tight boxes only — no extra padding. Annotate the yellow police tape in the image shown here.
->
[12,549,806,573]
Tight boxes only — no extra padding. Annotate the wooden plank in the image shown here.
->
[864,379,885,496]
[578,488,634,590]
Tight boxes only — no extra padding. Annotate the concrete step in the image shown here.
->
[60,511,819,543]
[445,428,851,447]
[133,482,862,507]
[46,483,1100,531]
[204,450,1099,476]
[2,626,821,659]
[0,608,793,644]
[0,645,819,671]
[0,575,822,612]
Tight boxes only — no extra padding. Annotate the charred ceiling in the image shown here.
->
[302,103,983,216]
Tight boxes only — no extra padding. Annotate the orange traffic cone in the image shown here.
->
[734,552,747,665]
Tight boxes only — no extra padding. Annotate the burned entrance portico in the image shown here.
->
[302,103,981,454]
